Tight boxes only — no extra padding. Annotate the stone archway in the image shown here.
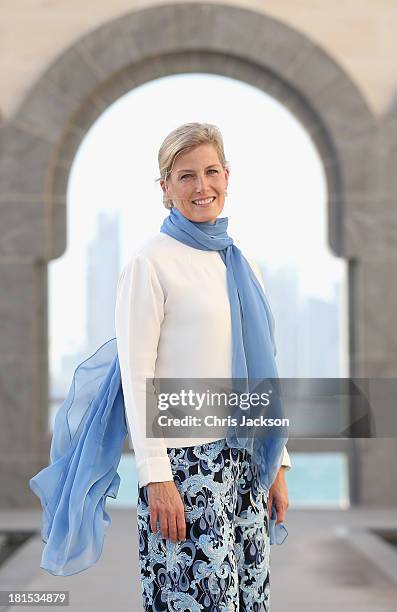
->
[1,2,385,507]
[351,94,397,507]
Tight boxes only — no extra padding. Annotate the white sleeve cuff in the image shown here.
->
[281,446,292,470]
[135,455,174,488]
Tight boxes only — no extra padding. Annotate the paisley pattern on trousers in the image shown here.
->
[136,438,271,611]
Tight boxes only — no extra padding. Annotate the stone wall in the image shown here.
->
[1,1,396,507]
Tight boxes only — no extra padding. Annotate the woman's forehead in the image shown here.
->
[173,145,221,170]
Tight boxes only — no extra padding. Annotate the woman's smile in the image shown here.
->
[192,196,216,207]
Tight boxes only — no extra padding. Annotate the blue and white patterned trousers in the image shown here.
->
[136,438,271,611]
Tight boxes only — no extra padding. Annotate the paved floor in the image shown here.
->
[0,506,397,611]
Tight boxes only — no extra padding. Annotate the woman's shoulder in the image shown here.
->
[137,232,180,259]
[244,254,267,292]
[244,253,260,276]
[118,233,181,278]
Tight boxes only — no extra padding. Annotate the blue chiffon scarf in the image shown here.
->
[29,206,288,576]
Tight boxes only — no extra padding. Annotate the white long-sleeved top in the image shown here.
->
[115,232,292,487]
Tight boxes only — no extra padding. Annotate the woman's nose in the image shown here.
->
[194,174,210,192]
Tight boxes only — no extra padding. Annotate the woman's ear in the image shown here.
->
[160,178,170,198]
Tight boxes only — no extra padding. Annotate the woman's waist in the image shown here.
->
[164,435,225,448]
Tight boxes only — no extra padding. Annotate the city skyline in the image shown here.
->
[49,73,347,392]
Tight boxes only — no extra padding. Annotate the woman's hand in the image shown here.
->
[267,467,289,524]
[146,480,186,543]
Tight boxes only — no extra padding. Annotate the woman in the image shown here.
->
[115,122,291,611]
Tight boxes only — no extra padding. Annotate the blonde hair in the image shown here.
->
[156,122,229,209]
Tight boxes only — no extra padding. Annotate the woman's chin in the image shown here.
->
[192,213,217,223]
[189,204,222,223]
[174,202,223,223]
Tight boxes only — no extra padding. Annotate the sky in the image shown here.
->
[49,73,346,369]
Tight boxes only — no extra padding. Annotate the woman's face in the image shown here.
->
[160,143,229,223]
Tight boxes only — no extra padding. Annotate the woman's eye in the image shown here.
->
[180,169,218,180]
